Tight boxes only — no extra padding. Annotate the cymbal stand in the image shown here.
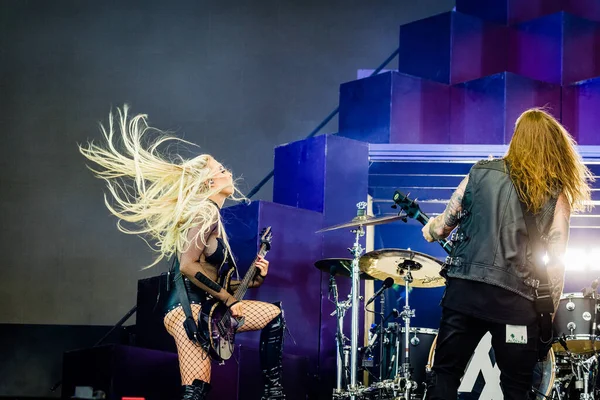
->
[348,223,365,399]
[573,353,597,400]
[400,268,416,400]
[330,274,352,393]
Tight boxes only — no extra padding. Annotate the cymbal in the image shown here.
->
[314,258,375,280]
[359,249,445,288]
[316,214,405,233]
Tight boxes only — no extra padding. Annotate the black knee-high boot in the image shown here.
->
[181,379,211,400]
[259,303,285,400]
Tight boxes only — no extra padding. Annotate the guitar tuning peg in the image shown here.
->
[391,204,397,209]
[401,216,408,223]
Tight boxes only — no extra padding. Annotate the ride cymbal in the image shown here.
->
[359,249,445,288]
[316,215,405,233]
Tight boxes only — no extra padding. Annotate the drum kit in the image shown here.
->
[314,202,600,400]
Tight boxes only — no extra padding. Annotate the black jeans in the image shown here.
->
[426,307,540,400]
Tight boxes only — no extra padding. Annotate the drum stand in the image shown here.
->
[573,354,597,400]
[331,216,366,399]
[348,224,365,399]
[330,274,352,393]
[398,268,417,400]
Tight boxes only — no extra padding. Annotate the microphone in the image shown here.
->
[366,277,394,306]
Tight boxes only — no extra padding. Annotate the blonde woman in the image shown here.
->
[421,108,594,400]
[80,106,285,400]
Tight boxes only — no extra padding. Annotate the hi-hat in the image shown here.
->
[316,214,405,233]
[359,249,445,288]
[314,258,375,280]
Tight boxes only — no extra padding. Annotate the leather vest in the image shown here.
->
[445,159,556,301]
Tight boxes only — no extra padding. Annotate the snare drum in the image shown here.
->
[428,332,555,400]
[553,293,600,354]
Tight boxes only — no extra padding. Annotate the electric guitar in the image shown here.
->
[198,227,273,361]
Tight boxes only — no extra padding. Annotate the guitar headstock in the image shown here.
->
[259,226,273,251]
[392,190,427,223]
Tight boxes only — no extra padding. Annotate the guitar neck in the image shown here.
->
[413,210,453,255]
[233,246,269,301]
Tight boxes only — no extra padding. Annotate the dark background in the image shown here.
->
[0,0,453,396]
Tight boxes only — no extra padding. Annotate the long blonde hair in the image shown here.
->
[505,108,594,213]
[79,105,244,267]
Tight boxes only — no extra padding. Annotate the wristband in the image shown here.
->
[227,300,240,308]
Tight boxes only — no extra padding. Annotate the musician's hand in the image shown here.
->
[230,302,244,317]
[255,255,269,277]
[422,220,436,242]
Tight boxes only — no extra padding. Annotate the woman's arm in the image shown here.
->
[179,226,237,306]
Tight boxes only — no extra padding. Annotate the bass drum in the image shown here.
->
[427,332,555,400]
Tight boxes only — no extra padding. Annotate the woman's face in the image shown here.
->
[208,158,234,197]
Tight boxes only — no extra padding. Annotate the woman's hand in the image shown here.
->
[250,256,269,288]
[230,302,244,317]
[255,255,269,277]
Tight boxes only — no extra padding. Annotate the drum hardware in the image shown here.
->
[317,202,378,399]
[356,251,443,395]
[328,270,352,392]
[316,202,445,399]
[577,354,597,400]
[568,322,577,336]
[555,352,598,400]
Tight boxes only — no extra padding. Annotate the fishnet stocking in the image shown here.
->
[164,304,211,385]
[235,300,281,332]
[163,301,281,384]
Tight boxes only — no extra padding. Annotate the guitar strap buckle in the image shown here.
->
[444,256,462,267]
[524,277,540,289]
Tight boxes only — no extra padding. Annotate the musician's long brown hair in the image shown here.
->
[504,108,593,213]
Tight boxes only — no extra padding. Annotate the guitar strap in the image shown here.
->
[517,197,554,355]
[171,257,204,344]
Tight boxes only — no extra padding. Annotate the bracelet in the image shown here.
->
[227,300,240,308]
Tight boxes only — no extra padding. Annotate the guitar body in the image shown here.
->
[198,227,273,362]
[198,266,238,361]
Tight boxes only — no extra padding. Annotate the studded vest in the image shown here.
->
[445,159,557,301]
